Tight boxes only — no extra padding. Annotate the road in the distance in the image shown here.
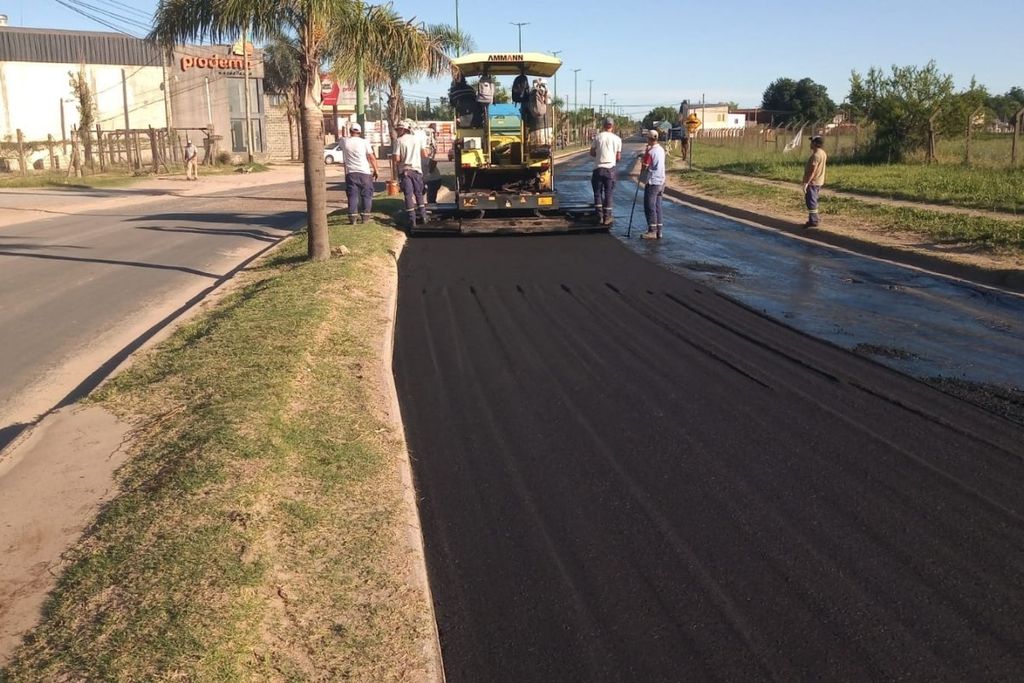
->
[0,179,325,449]
[394,233,1024,681]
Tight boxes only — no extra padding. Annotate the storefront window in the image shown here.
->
[231,118,265,153]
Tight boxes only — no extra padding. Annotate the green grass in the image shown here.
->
[676,169,1024,250]
[0,213,431,682]
[689,136,1024,214]
[0,162,271,189]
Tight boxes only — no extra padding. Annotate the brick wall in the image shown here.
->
[265,102,296,161]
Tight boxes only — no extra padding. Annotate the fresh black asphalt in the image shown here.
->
[393,233,1024,681]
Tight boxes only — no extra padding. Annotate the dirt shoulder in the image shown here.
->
[661,160,1024,293]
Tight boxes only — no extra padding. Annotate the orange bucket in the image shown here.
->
[386,180,399,196]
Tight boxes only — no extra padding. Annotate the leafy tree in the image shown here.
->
[262,35,301,160]
[987,87,1024,127]
[335,13,469,149]
[69,64,96,169]
[848,61,956,161]
[642,106,678,130]
[151,0,452,261]
[761,77,836,125]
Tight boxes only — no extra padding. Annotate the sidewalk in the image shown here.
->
[0,163,313,230]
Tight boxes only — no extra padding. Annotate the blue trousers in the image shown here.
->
[400,170,426,217]
[805,184,821,225]
[345,172,374,216]
[644,183,664,230]
[591,167,615,213]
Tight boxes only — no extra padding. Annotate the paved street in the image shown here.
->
[394,154,1024,680]
[0,170,337,450]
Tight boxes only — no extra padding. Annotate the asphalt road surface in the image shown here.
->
[394,233,1024,677]
[0,179,314,450]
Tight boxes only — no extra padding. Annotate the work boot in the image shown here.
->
[359,213,367,224]
[656,224,663,239]
[348,214,357,225]
[641,230,657,240]
[595,208,604,225]
[603,212,614,226]
[406,211,418,228]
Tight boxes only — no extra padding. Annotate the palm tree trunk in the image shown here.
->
[300,67,329,261]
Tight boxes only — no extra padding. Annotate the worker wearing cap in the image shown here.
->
[802,135,828,227]
[341,122,379,224]
[183,139,198,181]
[641,129,666,240]
[392,119,430,226]
[590,117,622,225]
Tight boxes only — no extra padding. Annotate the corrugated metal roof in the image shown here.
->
[0,27,163,66]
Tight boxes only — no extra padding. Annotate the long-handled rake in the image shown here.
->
[626,169,644,238]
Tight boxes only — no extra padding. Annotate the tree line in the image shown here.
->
[760,62,1023,161]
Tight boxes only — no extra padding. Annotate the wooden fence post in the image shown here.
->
[1012,106,1024,167]
[964,107,982,167]
[47,134,57,170]
[96,124,106,172]
[16,129,28,176]
[927,109,940,164]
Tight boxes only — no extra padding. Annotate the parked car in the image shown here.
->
[323,141,344,164]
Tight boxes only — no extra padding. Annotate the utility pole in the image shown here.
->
[588,79,593,139]
[242,27,254,162]
[510,22,529,51]
[573,68,580,144]
[551,50,562,145]
[356,0,366,127]
[455,0,460,55]
[603,92,607,114]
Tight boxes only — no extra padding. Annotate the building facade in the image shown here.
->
[0,25,275,164]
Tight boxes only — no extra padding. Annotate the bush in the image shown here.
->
[216,151,232,165]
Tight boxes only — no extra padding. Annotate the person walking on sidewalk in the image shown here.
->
[802,135,828,228]
[341,122,379,224]
[590,117,622,225]
[641,129,666,240]
[184,139,198,181]
[392,119,429,227]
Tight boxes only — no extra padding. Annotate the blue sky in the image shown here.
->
[11,0,1024,116]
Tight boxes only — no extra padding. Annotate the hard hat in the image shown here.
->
[349,122,361,132]
[646,129,659,139]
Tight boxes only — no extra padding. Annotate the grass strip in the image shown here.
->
[690,143,1024,214]
[675,169,1024,250]
[1,206,431,682]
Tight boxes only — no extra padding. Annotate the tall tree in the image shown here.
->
[988,86,1024,127]
[335,11,470,150]
[761,77,836,125]
[262,34,301,160]
[848,61,957,161]
[69,64,96,170]
[642,106,678,130]
[150,0,440,261]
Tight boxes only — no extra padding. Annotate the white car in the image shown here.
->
[323,141,344,164]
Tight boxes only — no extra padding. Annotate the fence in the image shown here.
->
[0,125,225,177]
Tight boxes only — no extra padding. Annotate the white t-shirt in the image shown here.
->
[394,133,424,173]
[341,136,374,175]
[591,130,622,169]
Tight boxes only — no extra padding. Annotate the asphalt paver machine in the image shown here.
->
[419,52,599,234]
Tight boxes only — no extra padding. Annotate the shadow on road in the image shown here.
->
[134,225,292,242]
[0,250,221,278]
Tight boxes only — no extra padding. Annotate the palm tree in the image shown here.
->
[150,0,447,261]
[335,10,470,152]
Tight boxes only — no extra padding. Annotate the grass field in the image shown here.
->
[0,162,270,189]
[0,207,432,681]
[687,133,1024,214]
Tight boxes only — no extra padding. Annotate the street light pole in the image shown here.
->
[603,92,607,113]
[551,50,562,145]
[455,0,460,56]
[573,68,580,143]
[588,79,593,138]
[510,22,529,51]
